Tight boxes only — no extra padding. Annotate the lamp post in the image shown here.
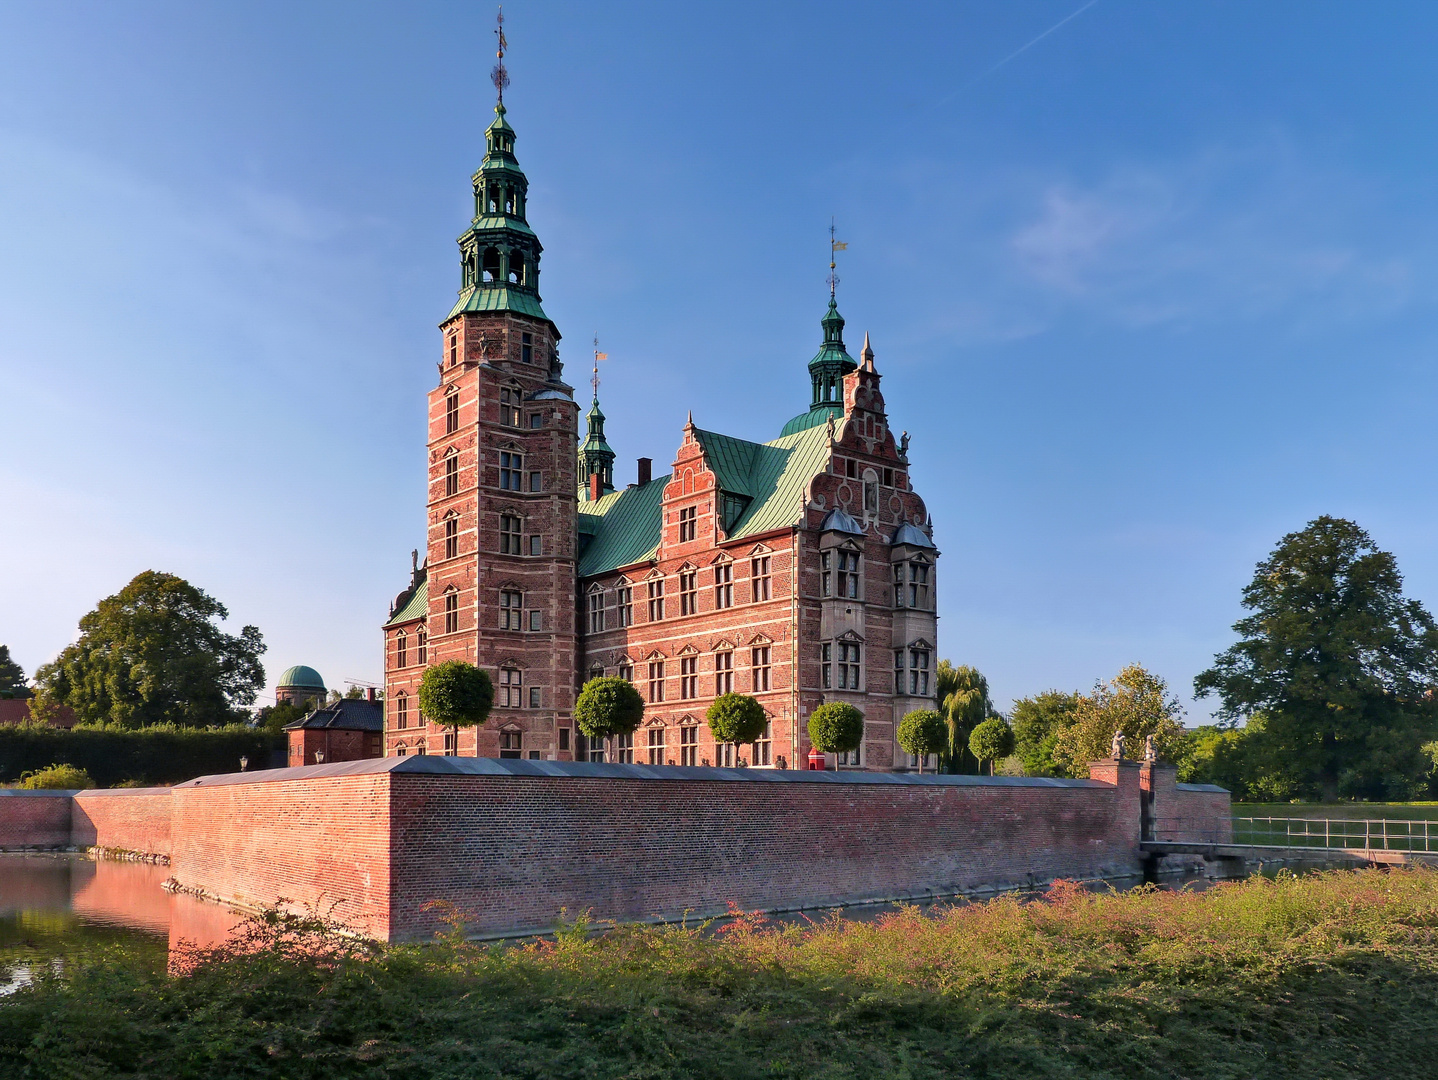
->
[239,756,249,772]
[314,750,325,765]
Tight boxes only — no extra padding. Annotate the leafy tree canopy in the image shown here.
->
[0,645,26,698]
[936,662,998,773]
[706,694,767,746]
[808,702,864,755]
[1052,664,1185,778]
[18,763,95,790]
[417,662,495,730]
[969,717,1016,774]
[256,701,312,736]
[33,572,265,729]
[897,709,948,771]
[1194,516,1438,800]
[1009,690,1081,777]
[574,677,645,741]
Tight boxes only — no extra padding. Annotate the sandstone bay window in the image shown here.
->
[444,589,459,634]
[752,722,771,767]
[823,641,861,690]
[714,650,733,695]
[680,655,697,699]
[713,562,733,609]
[647,579,665,621]
[444,452,459,497]
[752,645,771,691]
[499,387,522,427]
[500,730,523,759]
[680,723,698,766]
[500,514,522,554]
[678,505,697,542]
[819,551,859,598]
[499,667,522,708]
[896,561,931,608]
[500,589,523,630]
[647,659,666,702]
[751,556,771,601]
[588,590,606,633]
[396,631,407,669]
[647,726,665,764]
[444,515,458,559]
[615,732,634,764]
[417,626,427,664]
[445,389,459,433]
[499,452,523,491]
[616,585,633,626]
[680,570,697,615]
[908,647,931,696]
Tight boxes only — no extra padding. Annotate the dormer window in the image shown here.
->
[678,506,697,543]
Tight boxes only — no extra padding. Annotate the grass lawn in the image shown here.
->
[1236,802,1438,821]
[5,867,1438,1078]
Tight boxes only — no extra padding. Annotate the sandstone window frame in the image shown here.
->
[500,588,524,631]
[646,576,665,622]
[615,731,635,764]
[499,385,523,427]
[416,626,427,664]
[713,648,733,695]
[679,569,697,616]
[444,588,459,634]
[498,666,523,708]
[647,656,666,702]
[396,631,408,669]
[588,587,607,634]
[500,727,523,759]
[647,725,666,765]
[617,658,634,683]
[444,386,460,433]
[444,513,459,560]
[751,644,771,692]
[678,505,697,543]
[395,692,408,729]
[751,555,771,602]
[679,653,698,700]
[752,721,772,767]
[500,513,523,555]
[616,581,634,627]
[679,720,698,767]
[444,449,459,498]
[499,451,524,492]
[713,559,733,609]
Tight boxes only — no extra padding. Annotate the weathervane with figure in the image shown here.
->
[591,334,607,401]
[828,217,847,300]
[492,6,510,104]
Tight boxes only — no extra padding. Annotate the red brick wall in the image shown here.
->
[167,771,393,939]
[72,788,174,855]
[0,791,74,848]
[1138,764,1233,844]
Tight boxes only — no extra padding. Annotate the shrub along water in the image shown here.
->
[3,867,1438,1077]
[0,724,280,788]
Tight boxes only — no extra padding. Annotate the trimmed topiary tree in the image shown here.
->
[897,709,948,774]
[808,702,864,765]
[574,677,645,760]
[418,661,495,755]
[969,716,1016,776]
[706,694,767,763]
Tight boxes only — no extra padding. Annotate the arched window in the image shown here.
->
[508,253,522,284]
[482,247,501,282]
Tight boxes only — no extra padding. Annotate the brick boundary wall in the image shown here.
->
[1140,764,1233,844]
[72,788,174,856]
[0,790,77,849]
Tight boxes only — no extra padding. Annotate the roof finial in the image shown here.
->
[492,5,510,106]
[861,331,875,371]
[591,333,607,402]
[828,217,848,302]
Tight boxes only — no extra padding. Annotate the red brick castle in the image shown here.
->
[383,78,939,771]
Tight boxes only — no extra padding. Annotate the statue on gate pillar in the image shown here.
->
[1143,733,1157,763]
[1110,730,1126,761]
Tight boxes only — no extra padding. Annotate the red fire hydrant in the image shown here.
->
[806,747,827,771]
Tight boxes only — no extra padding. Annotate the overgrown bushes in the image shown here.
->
[0,724,280,788]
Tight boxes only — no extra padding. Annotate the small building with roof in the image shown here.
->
[284,695,385,767]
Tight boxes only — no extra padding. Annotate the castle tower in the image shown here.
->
[578,396,616,500]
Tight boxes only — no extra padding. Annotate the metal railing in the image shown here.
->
[1231,817,1438,854]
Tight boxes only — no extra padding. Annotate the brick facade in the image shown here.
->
[71,787,174,855]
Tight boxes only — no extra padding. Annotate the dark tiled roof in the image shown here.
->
[283,698,384,733]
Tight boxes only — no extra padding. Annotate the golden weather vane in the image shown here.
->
[592,334,608,400]
[492,5,510,104]
[828,217,848,300]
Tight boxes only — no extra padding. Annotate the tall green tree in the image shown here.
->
[1051,664,1186,778]
[808,702,864,762]
[935,662,997,773]
[706,694,767,758]
[0,646,26,698]
[1009,690,1081,777]
[1194,516,1438,800]
[33,572,265,728]
[896,709,947,773]
[968,717,1016,775]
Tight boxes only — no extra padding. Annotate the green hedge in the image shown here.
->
[0,725,282,788]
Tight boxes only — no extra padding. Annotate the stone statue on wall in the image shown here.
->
[1110,730,1126,760]
[900,430,910,459]
[1143,733,1158,763]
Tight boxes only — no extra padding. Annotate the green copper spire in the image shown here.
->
[808,295,857,410]
[579,398,616,499]
[445,18,553,328]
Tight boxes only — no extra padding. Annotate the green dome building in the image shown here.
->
[276,665,326,707]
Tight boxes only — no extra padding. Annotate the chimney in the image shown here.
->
[589,472,602,502]
[637,457,652,486]
[366,687,376,703]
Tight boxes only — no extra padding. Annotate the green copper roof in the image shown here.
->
[385,577,428,627]
[446,284,550,323]
[779,404,842,437]
[576,422,833,577]
[465,213,536,237]
[276,665,325,690]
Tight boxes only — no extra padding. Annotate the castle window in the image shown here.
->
[821,552,831,597]
[444,452,459,497]
[529,471,542,492]
[528,610,541,632]
[443,730,456,755]
[499,451,523,490]
[680,723,698,767]
[500,514,522,554]
[714,650,733,695]
[679,571,697,616]
[396,743,407,757]
[448,335,458,366]
[845,458,857,479]
[647,726,665,765]
[529,534,542,556]
[838,742,862,768]
[679,655,697,699]
[444,515,458,560]
[529,412,543,429]
[617,586,633,626]
[589,739,606,763]
[909,648,931,696]
[837,642,862,690]
[615,731,634,764]
[500,590,523,630]
[678,506,697,543]
[908,562,931,609]
[751,556,771,602]
[647,579,665,621]
[529,685,541,708]
[893,564,905,607]
[837,552,860,598]
[883,467,894,487]
[752,646,771,692]
[417,627,427,664]
[647,659,665,702]
[895,649,904,696]
[499,388,522,427]
[396,631,407,669]
[444,590,458,634]
[395,693,408,729]
[521,332,533,364]
[589,591,607,634]
[500,730,522,758]
[482,246,500,282]
[559,727,570,751]
[713,562,733,609]
[752,722,772,767]
[618,661,634,682]
[719,741,735,768]
[499,667,522,708]
[445,389,459,433]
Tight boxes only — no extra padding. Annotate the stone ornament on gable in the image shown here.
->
[1110,730,1126,760]
[1143,733,1158,763]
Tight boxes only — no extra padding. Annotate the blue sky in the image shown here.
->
[3,1,1437,720]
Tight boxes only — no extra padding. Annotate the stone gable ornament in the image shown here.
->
[1143,733,1158,763]
[1110,730,1126,761]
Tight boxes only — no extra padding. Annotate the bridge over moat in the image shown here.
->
[1145,816,1438,876]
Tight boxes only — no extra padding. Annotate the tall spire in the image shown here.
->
[807,223,857,413]
[492,6,510,106]
[578,336,616,499]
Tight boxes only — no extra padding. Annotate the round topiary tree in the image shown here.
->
[417,661,495,755]
[969,716,1016,776]
[573,676,645,760]
[706,694,767,763]
[897,708,948,774]
[808,702,864,765]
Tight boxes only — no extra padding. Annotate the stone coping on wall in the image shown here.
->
[0,789,81,797]
[1175,782,1228,793]
[177,756,1111,790]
